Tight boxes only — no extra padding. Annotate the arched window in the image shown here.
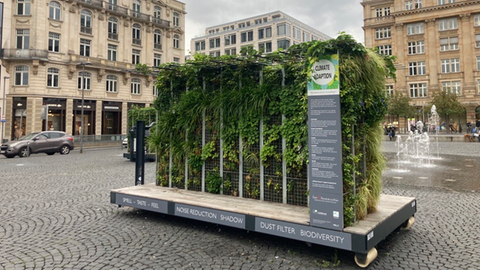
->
[154,29,162,50]
[49,1,61,20]
[173,12,179,27]
[131,78,141,94]
[80,10,92,34]
[15,66,29,86]
[106,75,118,93]
[47,68,60,87]
[133,0,140,17]
[108,17,118,40]
[78,72,91,90]
[153,6,161,24]
[132,23,141,45]
[173,34,180,49]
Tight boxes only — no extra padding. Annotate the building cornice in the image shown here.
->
[392,0,480,18]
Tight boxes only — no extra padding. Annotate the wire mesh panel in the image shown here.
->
[223,137,239,197]
[156,150,170,187]
[171,154,186,189]
[263,113,283,203]
[187,126,203,192]
[243,140,261,200]
[286,165,308,206]
[204,109,221,192]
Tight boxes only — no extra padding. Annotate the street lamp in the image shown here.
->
[77,62,91,153]
[1,76,10,144]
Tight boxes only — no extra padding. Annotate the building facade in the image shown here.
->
[190,11,331,57]
[0,0,185,141]
[362,0,480,128]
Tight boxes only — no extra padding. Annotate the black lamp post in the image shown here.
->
[77,62,91,153]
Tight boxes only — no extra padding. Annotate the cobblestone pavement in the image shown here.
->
[0,143,479,270]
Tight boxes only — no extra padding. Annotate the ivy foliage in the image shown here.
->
[138,34,394,225]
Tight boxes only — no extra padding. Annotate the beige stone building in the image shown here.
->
[0,0,186,141]
[362,0,480,129]
[190,11,330,57]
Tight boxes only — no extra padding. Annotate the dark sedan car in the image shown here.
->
[1,131,74,158]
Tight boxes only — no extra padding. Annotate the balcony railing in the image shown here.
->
[152,17,170,28]
[133,38,141,46]
[1,49,49,60]
[107,4,128,16]
[154,43,162,50]
[81,26,92,34]
[108,33,118,40]
[78,0,103,8]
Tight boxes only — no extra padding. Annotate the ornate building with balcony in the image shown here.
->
[190,11,330,57]
[362,0,480,129]
[0,0,185,140]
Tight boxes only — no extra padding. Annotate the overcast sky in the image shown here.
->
[179,0,365,51]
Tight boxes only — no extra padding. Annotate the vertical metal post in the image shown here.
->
[281,68,287,204]
[45,104,49,131]
[202,77,206,193]
[259,70,264,201]
[352,124,356,223]
[1,76,9,143]
[77,62,90,153]
[135,120,145,185]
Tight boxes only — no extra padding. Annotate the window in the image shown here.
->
[241,31,253,43]
[441,58,460,73]
[438,0,455,5]
[293,27,301,40]
[154,53,162,67]
[376,7,391,16]
[15,66,29,86]
[477,80,480,94]
[258,28,265,39]
[154,30,162,50]
[385,85,394,97]
[17,0,31,15]
[406,0,422,10]
[132,49,141,65]
[408,41,425,55]
[108,0,118,11]
[77,72,91,90]
[132,0,140,18]
[48,32,60,52]
[153,6,162,24]
[409,61,426,76]
[278,39,290,50]
[277,23,291,36]
[477,56,480,70]
[173,12,180,27]
[475,14,480,27]
[108,44,117,61]
[303,32,310,42]
[80,10,92,34]
[108,17,118,40]
[106,75,117,93]
[47,68,59,88]
[224,48,236,55]
[377,45,392,55]
[16,29,30,49]
[210,51,220,57]
[173,57,180,63]
[265,27,272,38]
[442,81,461,95]
[80,39,90,57]
[439,18,458,31]
[475,34,480,48]
[195,40,205,51]
[225,34,236,46]
[131,78,141,95]
[375,27,391,39]
[255,19,262,25]
[440,37,458,51]
[407,23,424,35]
[173,34,180,49]
[259,42,272,53]
[409,83,427,98]
[153,85,159,97]
[49,2,61,20]
[132,24,141,45]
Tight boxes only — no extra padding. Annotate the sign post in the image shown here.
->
[307,54,344,231]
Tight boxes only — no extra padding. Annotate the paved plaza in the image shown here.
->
[0,141,479,269]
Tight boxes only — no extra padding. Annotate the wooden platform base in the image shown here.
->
[111,184,416,267]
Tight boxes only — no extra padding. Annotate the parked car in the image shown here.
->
[122,138,128,148]
[0,131,74,158]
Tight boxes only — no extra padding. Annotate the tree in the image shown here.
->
[429,90,464,126]
[387,93,415,129]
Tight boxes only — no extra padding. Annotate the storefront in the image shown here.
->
[43,98,66,132]
[102,101,122,135]
[11,97,27,140]
[73,100,96,136]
